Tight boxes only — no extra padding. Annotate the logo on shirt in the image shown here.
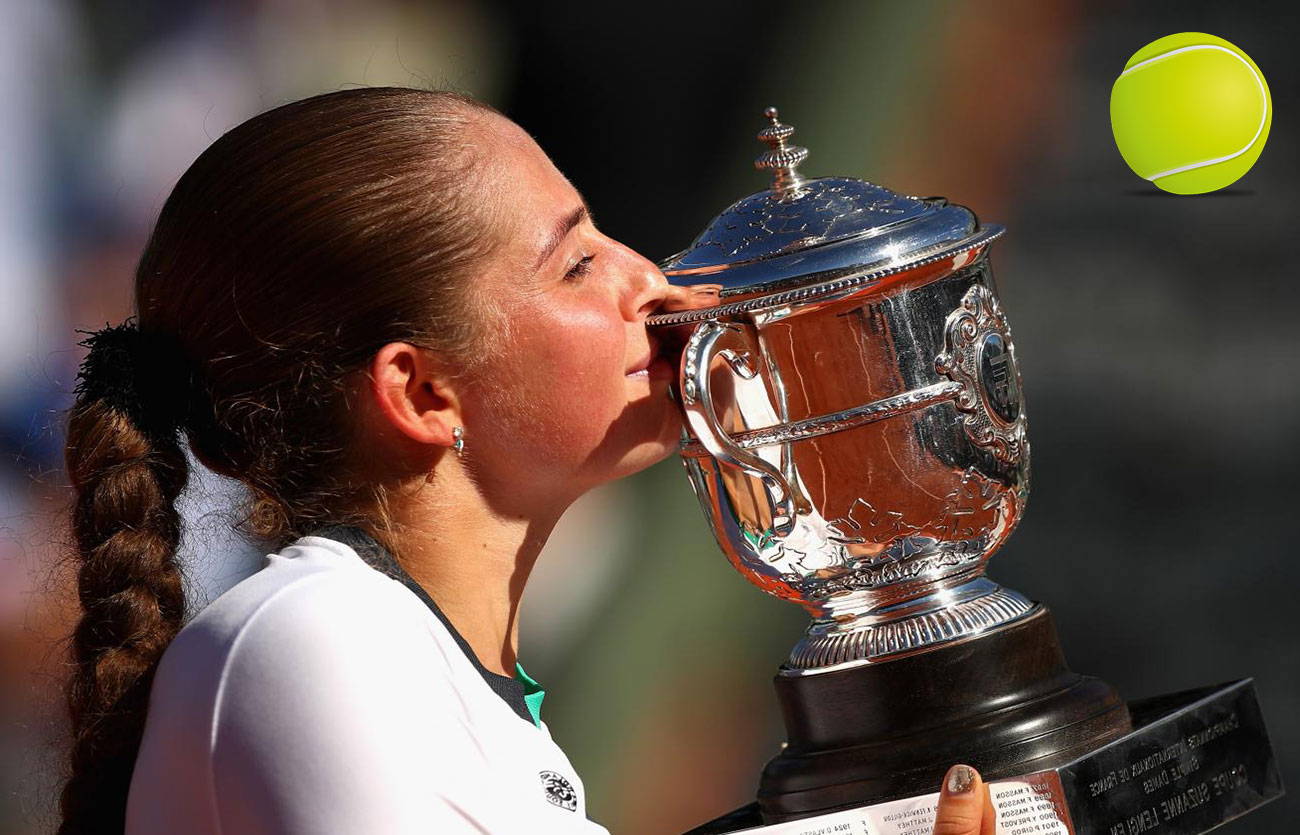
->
[539,770,578,812]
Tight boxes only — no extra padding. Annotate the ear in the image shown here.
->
[365,342,462,451]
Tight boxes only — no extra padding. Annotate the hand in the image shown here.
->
[933,764,995,835]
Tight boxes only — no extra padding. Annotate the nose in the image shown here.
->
[619,245,671,321]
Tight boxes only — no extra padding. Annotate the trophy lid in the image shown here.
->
[651,107,1002,324]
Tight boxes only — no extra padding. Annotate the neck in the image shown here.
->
[385,472,563,677]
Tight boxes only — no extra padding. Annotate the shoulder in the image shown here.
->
[204,538,479,773]
[136,536,540,833]
[149,535,467,735]
[134,536,610,834]
[172,534,460,687]
[132,535,471,832]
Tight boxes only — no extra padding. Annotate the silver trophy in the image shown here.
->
[655,109,1282,833]
[661,107,1031,672]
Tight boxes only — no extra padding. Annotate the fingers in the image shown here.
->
[932,764,995,835]
[657,283,722,313]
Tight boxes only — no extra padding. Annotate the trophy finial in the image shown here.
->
[755,106,808,192]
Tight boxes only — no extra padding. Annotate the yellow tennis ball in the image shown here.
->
[1111,33,1270,194]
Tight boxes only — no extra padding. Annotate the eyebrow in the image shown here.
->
[531,204,591,273]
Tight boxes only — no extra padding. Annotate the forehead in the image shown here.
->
[480,114,580,213]
[453,116,588,350]
[462,114,585,281]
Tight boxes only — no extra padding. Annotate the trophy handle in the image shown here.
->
[680,321,797,537]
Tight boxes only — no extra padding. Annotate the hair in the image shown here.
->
[58,86,505,834]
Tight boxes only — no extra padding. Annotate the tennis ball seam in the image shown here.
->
[1119,44,1268,181]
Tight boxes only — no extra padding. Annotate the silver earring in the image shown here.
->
[452,426,465,457]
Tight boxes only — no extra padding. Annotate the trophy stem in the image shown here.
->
[759,606,1131,823]
[789,575,1037,671]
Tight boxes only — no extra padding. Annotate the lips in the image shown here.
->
[627,333,679,379]
[639,355,676,379]
[626,334,658,375]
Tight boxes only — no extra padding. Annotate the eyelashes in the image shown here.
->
[564,254,595,281]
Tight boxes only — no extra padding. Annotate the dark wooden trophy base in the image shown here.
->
[683,601,1282,834]
[758,606,1131,823]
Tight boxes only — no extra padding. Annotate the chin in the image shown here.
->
[601,444,677,485]
[561,388,684,488]
[599,413,683,481]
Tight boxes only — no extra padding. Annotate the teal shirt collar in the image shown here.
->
[515,662,546,727]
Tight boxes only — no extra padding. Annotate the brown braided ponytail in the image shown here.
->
[58,87,504,833]
[59,323,192,834]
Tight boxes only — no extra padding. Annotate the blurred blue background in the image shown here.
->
[0,1,1295,833]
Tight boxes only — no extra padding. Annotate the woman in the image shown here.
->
[59,87,994,834]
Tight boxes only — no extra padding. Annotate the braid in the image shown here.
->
[58,334,190,833]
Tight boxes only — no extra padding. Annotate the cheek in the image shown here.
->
[479,306,628,462]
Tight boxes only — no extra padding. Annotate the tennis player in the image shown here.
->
[58,87,995,834]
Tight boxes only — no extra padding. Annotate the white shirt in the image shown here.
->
[126,529,610,834]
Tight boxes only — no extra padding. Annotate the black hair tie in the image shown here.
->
[73,317,198,440]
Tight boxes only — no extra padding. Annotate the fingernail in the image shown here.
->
[946,764,976,794]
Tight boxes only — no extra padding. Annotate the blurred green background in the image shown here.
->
[1,1,1296,833]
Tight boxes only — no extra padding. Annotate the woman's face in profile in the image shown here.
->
[458,113,683,504]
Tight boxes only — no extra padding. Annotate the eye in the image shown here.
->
[564,254,595,282]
